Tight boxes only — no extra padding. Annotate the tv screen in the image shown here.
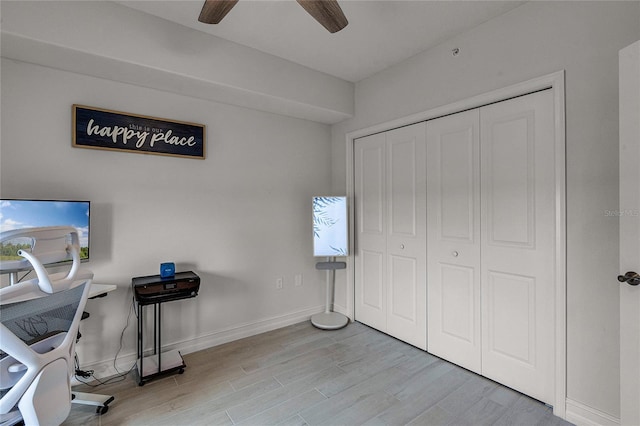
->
[0,199,90,263]
[313,196,348,257]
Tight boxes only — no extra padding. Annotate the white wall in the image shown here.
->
[331,1,640,421]
[1,57,332,373]
[1,1,353,124]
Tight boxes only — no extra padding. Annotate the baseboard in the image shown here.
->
[81,304,325,380]
[565,398,620,426]
[332,303,352,319]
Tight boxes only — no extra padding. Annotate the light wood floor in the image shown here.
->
[65,321,573,425]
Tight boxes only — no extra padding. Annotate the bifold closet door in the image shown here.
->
[354,123,427,350]
[427,109,482,374]
[426,89,555,405]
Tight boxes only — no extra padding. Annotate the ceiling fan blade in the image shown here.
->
[296,0,348,33]
[198,0,239,24]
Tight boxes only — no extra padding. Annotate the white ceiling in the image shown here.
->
[116,0,525,82]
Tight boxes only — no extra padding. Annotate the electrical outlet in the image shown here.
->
[276,277,283,289]
[295,274,303,287]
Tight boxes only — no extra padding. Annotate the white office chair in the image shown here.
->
[0,226,93,426]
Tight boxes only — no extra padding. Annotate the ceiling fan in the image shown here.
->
[198,0,349,33]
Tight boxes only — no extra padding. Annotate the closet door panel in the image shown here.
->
[440,263,476,340]
[359,249,385,329]
[389,254,417,321]
[485,114,534,247]
[480,89,555,405]
[386,123,427,350]
[361,145,385,236]
[355,133,387,331]
[389,135,418,236]
[427,109,481,372]
[486,271,536,364]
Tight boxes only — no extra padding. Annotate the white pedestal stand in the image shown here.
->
[311,258,349,330]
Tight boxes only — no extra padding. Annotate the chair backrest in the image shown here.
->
[1,226,83,293]
[0,227,93,426]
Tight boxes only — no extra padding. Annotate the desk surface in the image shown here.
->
[89,283,117,299]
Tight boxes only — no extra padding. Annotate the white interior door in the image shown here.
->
[354,123,427,350]
[619,40,640,426]
[427,109,482,373]
[480,89,556,405]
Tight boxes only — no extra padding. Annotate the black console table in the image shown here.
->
[132,271,200,386]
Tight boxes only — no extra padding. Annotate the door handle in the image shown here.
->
[618,271,640,286]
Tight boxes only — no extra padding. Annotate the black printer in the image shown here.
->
[132,271,200,305]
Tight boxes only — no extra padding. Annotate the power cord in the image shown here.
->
[74,358,93,379]
[74,293,137,387]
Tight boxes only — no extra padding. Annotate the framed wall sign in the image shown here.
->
[72,105,206,159]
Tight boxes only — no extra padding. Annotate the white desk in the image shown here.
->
[89,283,117,299]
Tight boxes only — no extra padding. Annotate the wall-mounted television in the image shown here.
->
[0,199,90,265]
[313,196,348,257]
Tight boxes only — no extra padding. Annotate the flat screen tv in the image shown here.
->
[313,196,348,257]
[0,199,90,266]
